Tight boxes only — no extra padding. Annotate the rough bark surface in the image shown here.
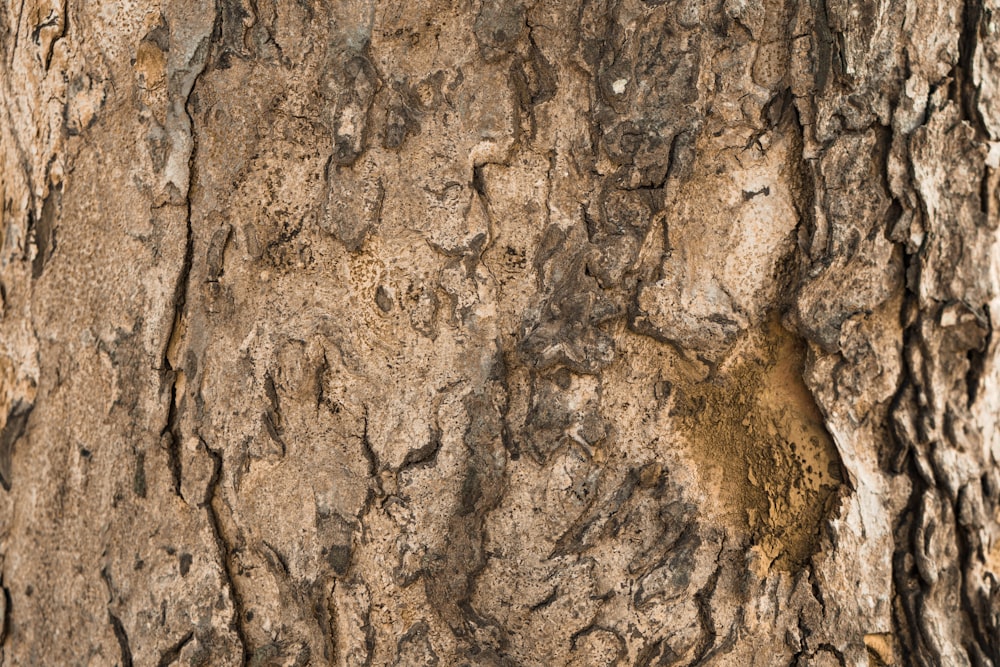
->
[1,0,999,665]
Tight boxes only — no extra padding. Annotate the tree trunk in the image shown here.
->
[1,0,999,664]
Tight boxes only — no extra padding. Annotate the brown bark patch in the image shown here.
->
[674,316,843,571]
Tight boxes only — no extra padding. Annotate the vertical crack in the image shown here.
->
[10,0,25,66]
[108,611,134,667]
[204,443,250,665]
[360,408,379,479]
[101,567,134,667]
[0,579,11,654]
[154,7,250,662]
[957,0,988,136]
[159,380,184,496]
[688,545,725,665]
[158,41,201,496]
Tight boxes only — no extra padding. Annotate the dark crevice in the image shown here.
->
[965,304,990,407]
[133,449,147,498]
[880,99,933,658]
[263,372,279,416]
[1,581,11,647]
[360,408,379,478]
[891,414,934,664]
[203,443,250,665]
[886,156,999,661]
[528,587,558,612]
[161,173,196,373]
[811,0,835,93]
[160,387,183,497]
[10,0,25,65]
[399,425,441,471]
[31,183,60,279]
[953,483,997,660]
[0,399,33,492]
[44,0,66,72]
[205,224,232,282]
[788,97,819,277]
[957,0,988,137]
[688,557,723,665]
[158,45,201,496]
[659,131,682,185]
[261,410,286,456]
[28,8,57,62]
[493,348,518,461]
[315,351,330,411]
[471,164,488,199]
[156,631,194,667]
[816,643,848,667]
[959,557,994,662]
[792,613,812,664]
[108,611,134,667]
[362,603,376,667]
[261,540,290,576]
[979,167,992,217]
[742,185,770,200]
[167,7,251,663]
[261,373,285,455]
[807,564,827,612]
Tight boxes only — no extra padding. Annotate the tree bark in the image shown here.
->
[1,0,999,665]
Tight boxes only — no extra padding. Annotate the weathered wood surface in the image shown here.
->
[1,0,999,664]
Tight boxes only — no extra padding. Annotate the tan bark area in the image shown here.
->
[1,0,999,665]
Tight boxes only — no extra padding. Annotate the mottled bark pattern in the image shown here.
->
[0,0,999,665]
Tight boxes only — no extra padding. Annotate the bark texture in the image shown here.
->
[1,0,999,665]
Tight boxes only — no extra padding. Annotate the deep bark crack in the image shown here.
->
[152,10,253,662]
[687,543,725,665]
[204,443,250,665]
[108,611,134,667]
